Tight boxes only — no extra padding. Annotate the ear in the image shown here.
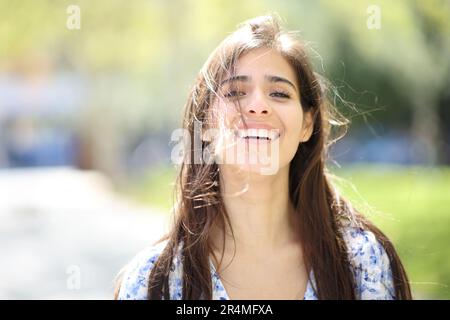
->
[299,111,314,142]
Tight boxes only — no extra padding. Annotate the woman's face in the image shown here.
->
[210,47,313,175]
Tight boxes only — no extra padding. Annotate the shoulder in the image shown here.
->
[341,225,396,300]
[116,240,170,300]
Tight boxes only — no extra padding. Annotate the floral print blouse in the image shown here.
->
[117,226,396,300]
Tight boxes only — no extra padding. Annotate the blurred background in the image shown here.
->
[0,0,449,299]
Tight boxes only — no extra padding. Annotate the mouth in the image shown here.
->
[234,128,281,141]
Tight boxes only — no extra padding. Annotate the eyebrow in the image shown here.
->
[220,75,298,91]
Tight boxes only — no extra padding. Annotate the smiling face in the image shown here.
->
[208,47,313,175]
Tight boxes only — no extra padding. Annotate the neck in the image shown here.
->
[210,164,300,256]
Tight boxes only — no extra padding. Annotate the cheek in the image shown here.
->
[279,110,304,164]
[209,101,231,127]
[214,101,242,128]
[279,107,304,142]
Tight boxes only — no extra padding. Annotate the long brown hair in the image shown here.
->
[116,15,412,300]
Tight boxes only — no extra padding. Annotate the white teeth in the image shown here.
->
[269,131,280,140]
[235,129,280,140]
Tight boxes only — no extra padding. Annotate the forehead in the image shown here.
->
[231,48,297,87]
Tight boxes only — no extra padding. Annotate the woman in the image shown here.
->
[114,15,412,300]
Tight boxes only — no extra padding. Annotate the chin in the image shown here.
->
[224,161,282,176]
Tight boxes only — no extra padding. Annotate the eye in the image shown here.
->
[224,90,246,98]
[270,91,291,99]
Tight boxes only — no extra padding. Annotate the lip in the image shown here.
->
[236,123,278,130]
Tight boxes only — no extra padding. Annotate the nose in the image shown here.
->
[244,90,272,116]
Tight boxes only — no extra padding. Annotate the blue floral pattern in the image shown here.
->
[117,226,396,300]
